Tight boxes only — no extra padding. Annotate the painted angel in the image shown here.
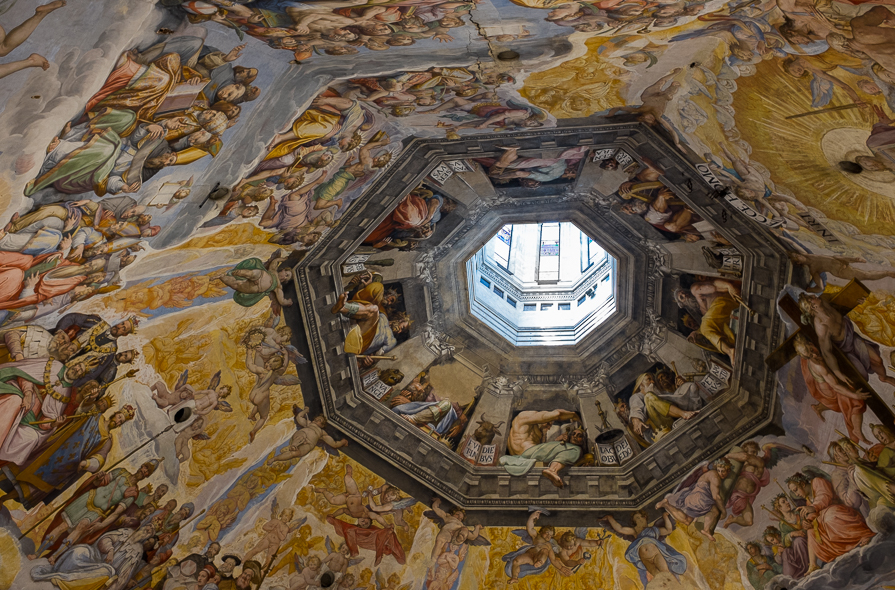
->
[723,440,813,529]
[221,249,293,309]
[323,535,363,575]
[363,484,417,531]
[600,511,687,586]
[290,555,323,590]
[151,369,233,416]
[268,405,348,465]
[501,509,573,583]
[374,570,411,590]
[242,311,306,377]
[422,520,492,590]
[244,498,307,568]
[424,498,487,559]
[268,524,324,577]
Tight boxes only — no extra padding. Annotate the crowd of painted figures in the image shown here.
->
[3,0,895,586]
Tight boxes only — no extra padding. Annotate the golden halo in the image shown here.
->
[0,529,22,590]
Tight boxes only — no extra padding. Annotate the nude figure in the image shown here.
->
[427,532,466,590]
[246,346,286,442]
[252,313,301,366]
[428,498,483,559]
[322,541,352,575]
[506,409,580,455]
[788,251,895,293]
[151,379,191,409]
[508,511,572,584]
[289,555,322,590]
[364,484,413,531]
[794,334,871,443]
[832,7,895,74]
[312,464,388,526]
[724,443,771,529]
[268,405,348,464]
[799,293,895,388]
[0,1,65,80]
[244,503,299,568]
[153,372,231,416]
[555,529,603,570]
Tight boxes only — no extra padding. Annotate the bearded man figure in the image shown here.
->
[499,409,584,488]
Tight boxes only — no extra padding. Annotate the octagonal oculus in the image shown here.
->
[467,221,617,346]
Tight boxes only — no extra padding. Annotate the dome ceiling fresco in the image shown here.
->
[4,1,895,590]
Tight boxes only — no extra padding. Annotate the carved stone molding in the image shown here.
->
[289,119,788,524]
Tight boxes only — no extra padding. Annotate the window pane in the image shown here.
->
[491,224,512,270]
[538,223,560,283]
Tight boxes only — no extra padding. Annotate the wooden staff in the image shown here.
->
[822,461,848,468]
[733,294,756,316]
[47,368,137,396]
[29,411,98,426]
[785,103,863,120]
[167,508,206,535]
[19,424,175,540]
[835,429,869,452]
[103,368,140,389]
[773,478,796,509]
[258,539,287,587]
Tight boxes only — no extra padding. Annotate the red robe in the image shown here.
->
[805,476,875,563]
[0,252,57,306]
[326,516,406,566]
[726,468,770,516]
[363,192,432,246]
[801,358,866,442]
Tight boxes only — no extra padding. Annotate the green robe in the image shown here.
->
[228,258,278,307]
[312,168,356,203]
[877,447,895,478]
[746,555,781,590]
[498,441,582,476]
[0,366,47,434]
[61,467,147,527]
[24,109,138,197]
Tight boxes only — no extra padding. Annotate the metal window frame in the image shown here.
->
[536,222,561,284]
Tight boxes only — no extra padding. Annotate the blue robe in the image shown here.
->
[501,544,551,579]
[31,414,105,490]
[363,313,398,355]
[392,401,458,435]
[625,527,687,586]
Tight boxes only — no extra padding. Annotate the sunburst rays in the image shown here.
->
[732,59,895,234]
